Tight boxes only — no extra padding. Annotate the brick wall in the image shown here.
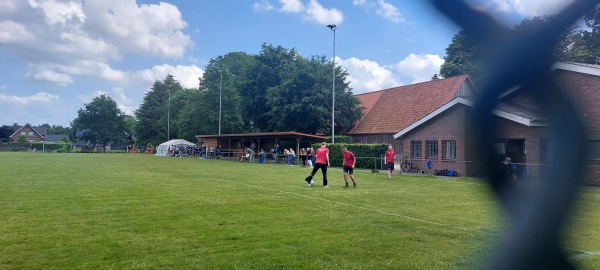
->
[399,105,470,175]
[11,126,42,143]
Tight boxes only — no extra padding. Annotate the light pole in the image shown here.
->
[219,70,223,135]
[167,89,170,141]
[326,24,336,144]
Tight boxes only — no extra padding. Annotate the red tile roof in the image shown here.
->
[350,75,472,134]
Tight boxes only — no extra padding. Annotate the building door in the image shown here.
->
[494,139,526,178]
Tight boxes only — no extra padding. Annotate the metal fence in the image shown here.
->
[429,0,599,268]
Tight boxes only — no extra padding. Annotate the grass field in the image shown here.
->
[1,152,599,269]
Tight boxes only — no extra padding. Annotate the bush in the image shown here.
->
[312,143,389,169]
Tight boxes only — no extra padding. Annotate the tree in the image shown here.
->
[200,44,362,135]
[134,75,182,146]
[72,94,128,150]
[17,135,27,143]
[560,6,600,64]
[0,125,14,142]
[439,30,487,83]
[438,10,600,80]
[199,52,250,134]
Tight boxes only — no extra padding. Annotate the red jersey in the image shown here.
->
[385,149,395,162]
[343,151,355,167]
[315,146,329,164]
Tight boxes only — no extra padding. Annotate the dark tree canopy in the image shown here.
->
[134,75,183,146]
[72,94,128,147]
[439,12,600,82]
[0,125,14,141]
[132,44,363,146]
[200,44,362,135]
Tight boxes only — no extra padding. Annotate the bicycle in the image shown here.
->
[401,156,420,173]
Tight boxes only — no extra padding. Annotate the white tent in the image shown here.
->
[156,139,196,156]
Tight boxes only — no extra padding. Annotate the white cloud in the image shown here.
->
[0,20,35,44]
[27,0,86,26]
[139,64,204,89]
[352,0,368,6]
[253,0,275,12]
[353,0,407,24]
[78,90,107,104]
[305,0,343,25]
[280,0,305,13]
[84,0,191,58]
[376,0,406,24]
[477,0,575,17]
[0,0,19,14]
[395,54,444,84]
[0,92,59,105]
[336,57,401,94]
[2,0,192,89]
[31,69,73,86]
[112,88,136,115]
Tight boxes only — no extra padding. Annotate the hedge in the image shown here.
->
[311,143,389,169]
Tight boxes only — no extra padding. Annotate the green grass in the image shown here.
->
[0,152,599,269]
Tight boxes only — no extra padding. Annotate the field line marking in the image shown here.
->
[212,178,503,238]
[212,178,600,259]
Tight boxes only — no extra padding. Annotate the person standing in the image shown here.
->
[247,147,255,163]
[284,148,290,165]
[342,146,357,188]
[384,145,396,179]
[426,158,432,175]
[304,142,330,188]
[274,144,280,163]
[300,148,307,167]
[289,148,296,165]
[216,145,222,159]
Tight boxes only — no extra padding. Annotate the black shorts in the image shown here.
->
[387,162,394,170]
[343,166,354,174]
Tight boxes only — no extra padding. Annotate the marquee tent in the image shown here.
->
[156,139,196,156]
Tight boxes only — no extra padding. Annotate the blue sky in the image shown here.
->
[0,0,576,127]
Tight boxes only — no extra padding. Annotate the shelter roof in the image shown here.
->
[196,131,326,140]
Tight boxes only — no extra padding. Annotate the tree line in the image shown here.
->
[436,7,600,83]
[71,44,363,148]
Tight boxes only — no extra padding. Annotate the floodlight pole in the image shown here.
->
[327,24,336,144]
[167,89,170,141]
[219,70,223,135]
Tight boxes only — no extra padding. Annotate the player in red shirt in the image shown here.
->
[384,145,395,179]
[304,142,330,188]
[342,146,357,188]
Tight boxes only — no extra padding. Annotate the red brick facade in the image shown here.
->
[10,124,43,143]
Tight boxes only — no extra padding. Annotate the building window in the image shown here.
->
[21,131,25,136]
[411,141,422,158]
[442,140,456,160]
[426,140,438,159]
[29,132,34,136]
[587,141,600,160]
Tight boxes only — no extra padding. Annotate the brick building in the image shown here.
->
[349,62,600,182]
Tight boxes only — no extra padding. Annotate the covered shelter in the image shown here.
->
[195,131,327,160]
[156,139,196,156]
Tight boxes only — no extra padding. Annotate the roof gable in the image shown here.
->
[9,123,43,139]
[350,75,473,134]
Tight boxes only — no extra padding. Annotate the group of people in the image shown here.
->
[169,144,222,159]
[304,144,398,188]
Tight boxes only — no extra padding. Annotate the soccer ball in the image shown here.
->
[310,180,315,186]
